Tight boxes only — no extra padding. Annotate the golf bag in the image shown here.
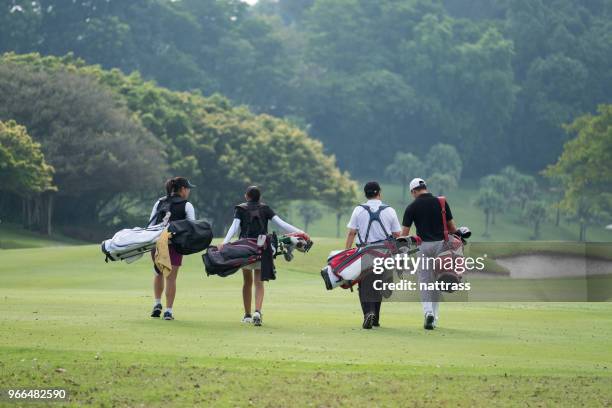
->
[168,219,213,255]
[433,196,471,292]
[203,232,312,279]
[102,223,166,263]
[320,237,419,290]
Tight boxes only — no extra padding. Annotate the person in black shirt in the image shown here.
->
[221,186,308,326]
[149,177,197,321]
[401,178,457,330]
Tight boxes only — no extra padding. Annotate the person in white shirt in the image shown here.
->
[221,186,309,326]
[345,181,401,329]
[148,177,196,321]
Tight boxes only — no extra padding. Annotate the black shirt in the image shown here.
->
[234,201,276,238]
[402,193,453,242]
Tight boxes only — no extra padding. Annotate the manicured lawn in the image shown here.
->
[0,222,84,249]
[1,241,611,406]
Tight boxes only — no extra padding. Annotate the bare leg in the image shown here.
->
[254,269,265,312]
[165,266,179,308]
[153,273,164,302]
[242,269,253,315]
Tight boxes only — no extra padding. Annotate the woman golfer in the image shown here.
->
[221,186,308,326]
[149,177,196,320]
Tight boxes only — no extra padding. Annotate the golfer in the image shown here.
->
[401,178,457,330]
[221,186,308,326]
[149,177,196,321]
[345,181,401,329]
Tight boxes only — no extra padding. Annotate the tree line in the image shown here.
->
[1,0,610,177]
[0,53,358,237]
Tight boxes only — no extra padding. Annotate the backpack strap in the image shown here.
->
[357,204,390,245]
[147,198,164,226]
[438,196,449,242]
[237,203,266,235]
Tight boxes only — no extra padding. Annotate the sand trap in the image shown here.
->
[495,254,612,279]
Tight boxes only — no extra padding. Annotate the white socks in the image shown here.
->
[166,307,173,314]
[154,299,161,306]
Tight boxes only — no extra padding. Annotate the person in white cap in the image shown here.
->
[401,178,458,330]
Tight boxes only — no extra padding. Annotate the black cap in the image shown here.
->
[175,178,196,189]
[364,181,381,197]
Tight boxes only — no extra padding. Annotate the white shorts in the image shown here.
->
[242,261,261,271]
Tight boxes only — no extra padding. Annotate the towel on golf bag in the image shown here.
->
[203,235,276,281]
[154,230,173,277]
[320,238,419,290]
[168,219,213,255]
[102,223,166,263]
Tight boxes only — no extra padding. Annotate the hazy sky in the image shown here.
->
[241,0,258,4]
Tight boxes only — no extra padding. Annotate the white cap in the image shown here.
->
[409,178,427,191]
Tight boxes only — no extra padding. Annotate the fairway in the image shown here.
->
[1,240,611,407]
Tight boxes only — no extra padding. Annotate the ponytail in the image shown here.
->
[165,176,191,197]
[165,178,177,197]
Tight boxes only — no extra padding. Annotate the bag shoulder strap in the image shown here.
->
[438,196,448,241]
[237,202,266,233]
[357,204,390,244]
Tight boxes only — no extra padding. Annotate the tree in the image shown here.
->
[322,170,359,237]
[296,202,322,233]
[0,61,166,232]
[500,166,538,210]
[474,188,504,237]
[385,152,424,201]
[0,120,54,195]
[522,200,548,240]
[480,174,512,225]
[544,105,612,241]
[428,173,457,196]
[0,53,355,236]
[0,119,56,233]
[425,144,463,181]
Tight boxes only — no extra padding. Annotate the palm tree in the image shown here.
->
[385,152,423,201]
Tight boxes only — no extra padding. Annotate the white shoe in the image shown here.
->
[241,314,253,323]
[252,311,262,326]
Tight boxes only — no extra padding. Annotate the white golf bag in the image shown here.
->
[101,223,166,263]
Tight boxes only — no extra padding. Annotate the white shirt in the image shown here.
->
[148,199,195,226]
[347,199,401,245]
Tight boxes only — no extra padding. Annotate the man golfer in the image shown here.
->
[401,178,457,330]
[345,181,401,329]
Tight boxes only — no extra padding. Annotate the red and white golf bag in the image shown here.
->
[433,197,470,292]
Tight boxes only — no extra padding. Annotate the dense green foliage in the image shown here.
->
[1,0,609,177]
[0,120,54,196]
[0,119,56,234]
[0,53,353,235]
[545,105,612,241]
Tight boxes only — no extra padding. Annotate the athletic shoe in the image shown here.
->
[362,312,375,329]
[241,314,253,323]
[424,313,435,330]
[150,303,163,318]
[373,316,380,327]
[252,311,262,326]
[163,311,174,321]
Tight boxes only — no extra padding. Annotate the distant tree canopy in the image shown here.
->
[0,120,54,197]
[1,0,610,178]
[0,53,354,236]
[545,104,612,241]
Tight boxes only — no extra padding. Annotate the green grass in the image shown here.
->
[0,222,84,249]
[1,240,611,406]
[287,182,612,242]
